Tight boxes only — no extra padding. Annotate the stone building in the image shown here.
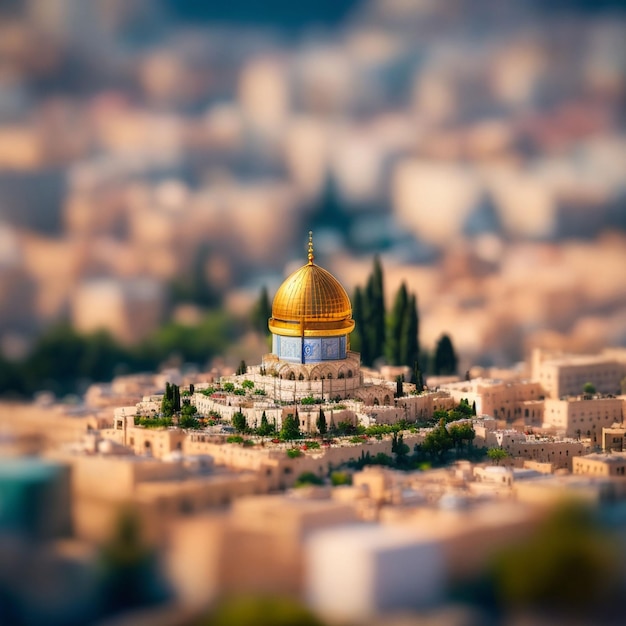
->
[212,234,401,415]
[440,377,544,421]
[543,396,623,442]
[531,348,626,399]
[572,452,626,478]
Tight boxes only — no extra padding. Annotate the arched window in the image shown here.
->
[347,370,353,378]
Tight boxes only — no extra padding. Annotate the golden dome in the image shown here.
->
[269,233,355,338]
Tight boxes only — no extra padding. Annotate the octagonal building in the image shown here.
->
[269,233,355,364]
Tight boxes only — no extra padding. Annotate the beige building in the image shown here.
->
[396,391,456,421]
[602,425,626,452]
[543,396,623,442]
[500,438,586,471]
[531,348,626,399]
[572,452,626,478]
[46,450,266,542]
[440,377,543,421]
[166,493,359,608]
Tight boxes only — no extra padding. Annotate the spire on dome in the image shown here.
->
[307,230,314,265]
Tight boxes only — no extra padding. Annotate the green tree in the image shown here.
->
[583,382,596,395]
[361,255,386,366]
[457,422,476,449]
[392,432,410,458]
[179,408,200,429]
[241,379,254,390]
[251,285,271,335]
[280,413,300,441]
[413,360,425,392]
[448,422,475,454]
[257,411,274,436]
[351,285,366,362]
[422,420,453,461]
[232,411,247,433]
[395,374,404,398]
[161,395,174,418]
[433,333,458,375]
[181,403,197,417]
[316,408,327,436]
[487,447,509,465]
[223,382,235,393]
[401,292,419,369]
[172,384,181,412]
[386,282,408,365]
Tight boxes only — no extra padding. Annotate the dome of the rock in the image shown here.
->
[268,233,354,363]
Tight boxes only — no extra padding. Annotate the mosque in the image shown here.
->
[232,233,397,406]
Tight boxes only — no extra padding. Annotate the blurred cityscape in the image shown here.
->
[0,0,625,399]
[2,2,626,625]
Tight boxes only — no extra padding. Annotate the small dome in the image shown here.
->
[269,234,354,338]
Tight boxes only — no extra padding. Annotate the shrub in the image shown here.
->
[330,471,352,486]
[301,440,320,449]
[301,395,322,405]
[295,472,324,487]
[226,435,244,444]
[179,414,201,429]
[287,448,303,459]
[134,416,173,429]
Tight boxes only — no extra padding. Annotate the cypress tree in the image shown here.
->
[258,410,273,436]
[386,282,407,365]
[232,411,247,432]
[251,286,271,335]
[351,286,365,359]
[413,360,424,392]
[369,255,386,363]
[280,413,300,441]
[173,384,181,412]
[402,293,419,369]
[433,334,458,375]
[316,408,327,436]
[395,374,404,398]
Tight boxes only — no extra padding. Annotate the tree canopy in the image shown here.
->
[433,333,458,375]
